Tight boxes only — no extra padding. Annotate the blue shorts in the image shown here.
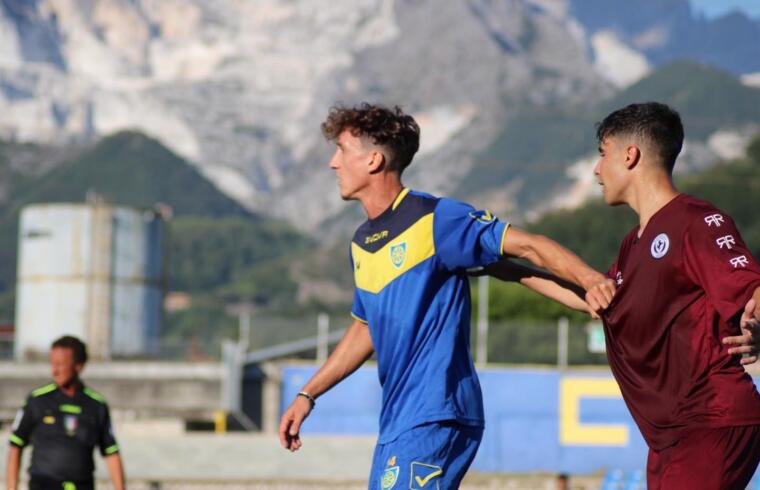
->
[368,420,483,490]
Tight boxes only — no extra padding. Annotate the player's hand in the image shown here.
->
[584,277,616,314]
[585,303,601,320]
[722,299,760,365]
[278,395,313,452]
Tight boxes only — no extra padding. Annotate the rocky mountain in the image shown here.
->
[0,0,758,231]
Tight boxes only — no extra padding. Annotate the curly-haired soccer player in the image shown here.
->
[278,103,615,488]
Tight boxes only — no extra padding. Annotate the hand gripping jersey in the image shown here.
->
[350,189,508,443]
[604,194,760,450]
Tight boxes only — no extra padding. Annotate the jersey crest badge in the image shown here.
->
[64,414,78,436]
[650,233,670,259]
[390,242,407,269]
[381,465,399,489]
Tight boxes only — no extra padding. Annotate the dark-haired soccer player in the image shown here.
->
[278,103,615,488]
[589,102,760,489]
[6,336,125,490]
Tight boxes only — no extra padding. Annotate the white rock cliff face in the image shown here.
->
[0,0,611,227]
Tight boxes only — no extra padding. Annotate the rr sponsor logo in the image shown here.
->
[730,255,749,268]
[716,235,736,250]
[704,214,724,227]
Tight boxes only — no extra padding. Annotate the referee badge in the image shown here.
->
[64,414,78,436]
[390,242,407,269]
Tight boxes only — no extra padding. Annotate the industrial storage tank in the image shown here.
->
[14,201,166,360]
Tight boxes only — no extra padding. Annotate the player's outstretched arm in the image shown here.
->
[279,319,374,452]
[722,296,760,365]
[104,453,126,490]
[501,227,615,312]
[5,445,21,490]
[479,260,599,318]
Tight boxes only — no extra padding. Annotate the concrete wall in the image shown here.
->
[0,362,223,419]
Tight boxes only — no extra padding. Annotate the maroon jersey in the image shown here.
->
[604,194,760,450]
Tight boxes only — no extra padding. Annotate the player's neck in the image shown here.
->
[360,177,403,220]
[630,174,679,236]
[59,377,82,398]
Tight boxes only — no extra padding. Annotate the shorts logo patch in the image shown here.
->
[410,462,443,489]
[650,233,670,259]
[381,465,399,489]
[390,242,407,269]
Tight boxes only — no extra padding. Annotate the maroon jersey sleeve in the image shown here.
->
[682,210,760,321]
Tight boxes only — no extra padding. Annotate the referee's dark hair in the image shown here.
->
[51,335,88,365]
[596,102,684,174]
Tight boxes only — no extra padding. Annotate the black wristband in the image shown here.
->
[297,391,316,408]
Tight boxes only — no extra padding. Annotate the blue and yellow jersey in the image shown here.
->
[350,188,508,443]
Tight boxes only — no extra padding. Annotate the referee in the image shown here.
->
[5,336,125,490]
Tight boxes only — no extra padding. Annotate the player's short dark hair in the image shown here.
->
[51,335,88,364]
[321,103,420,174]
[596,102,684,174]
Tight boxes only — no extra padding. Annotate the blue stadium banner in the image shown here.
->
[280,365,760,475]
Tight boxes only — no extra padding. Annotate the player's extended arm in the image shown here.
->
[278,319,374,452]
[481,260,598,317]
[5,445,21,490]
[502,227,615,312]
[104,453,126,490]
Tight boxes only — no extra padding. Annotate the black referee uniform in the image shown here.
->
[9,382,120,490]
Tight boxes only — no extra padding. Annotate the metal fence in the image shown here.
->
[0,315,609,367]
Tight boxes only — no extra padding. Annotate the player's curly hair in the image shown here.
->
[596,102,684,174]
[52,335,88,364]
[321,103,420,174]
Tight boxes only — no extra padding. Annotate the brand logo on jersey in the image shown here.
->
[730,255,749,268]
[365,230,389,244]
[390,242,407,269]
[704,214,724,227]
[64,415,77,436]
[43,416,55,425]
[468,209,494,224]
[387,456,397,466]
[615,271,623,286]
[650,233,670,259]
[716,235,736,250]
[381,465,399,489]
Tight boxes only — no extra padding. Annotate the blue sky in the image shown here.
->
[689,0,760,19]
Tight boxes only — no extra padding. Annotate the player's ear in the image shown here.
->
[368,150,386,174]
[624,145,641,170]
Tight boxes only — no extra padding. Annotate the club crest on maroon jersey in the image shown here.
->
[650,233,670,259]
